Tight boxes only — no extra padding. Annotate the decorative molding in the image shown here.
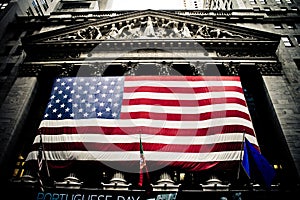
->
[216,49,275,58]
[18,61,282,77]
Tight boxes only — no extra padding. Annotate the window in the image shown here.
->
[286,23,296,29]
[194,0,198,8]
[32,0,43,15]
[275,0,282,4]
[60,2,91,9]
[40,0,49,11]
[294,35,300,46]
[280,7,287,11]
[274,23,283,29]
[259,0,266,4]
[281,36,293,47]
[294,59,300,70]
[285,0,293,4]
[291,7,298,11]
[249,0,257,4]
[26,7,34,16]
[0,3,8,10]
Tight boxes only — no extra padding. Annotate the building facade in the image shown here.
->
[0,0,300,199]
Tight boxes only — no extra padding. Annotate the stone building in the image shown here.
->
[0,0,300,199]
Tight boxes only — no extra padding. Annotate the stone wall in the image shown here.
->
[0,77,37,182]
[263,76,300,179]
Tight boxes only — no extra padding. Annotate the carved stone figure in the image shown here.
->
[57,16,249,41]
[195,25,210,38]
[140,16,157,37]
[156,19,168,37]
[106,24,120,39]
[164,20,181,38]
[122,23,141,38]
[180,23,192,38]
[76,26,102,40]
[209,28,245,39]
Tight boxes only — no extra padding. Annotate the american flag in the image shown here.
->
[139,135,150,187]
[25,76,258,172]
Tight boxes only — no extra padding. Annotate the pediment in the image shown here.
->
[22,9,280,45]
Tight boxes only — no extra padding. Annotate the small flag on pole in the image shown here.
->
[242,138,276,189]
[138,135,150,187]
[37,133,44,192]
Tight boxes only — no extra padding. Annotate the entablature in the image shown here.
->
[20,9,281,77]
[19,60,282,77]
[22,10,280,58]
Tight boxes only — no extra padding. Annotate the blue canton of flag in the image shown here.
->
[43,77,125,120]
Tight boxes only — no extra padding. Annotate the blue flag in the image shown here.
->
[242,140,250,178]
[242,138,276,189]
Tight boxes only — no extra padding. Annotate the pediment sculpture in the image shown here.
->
[56,16,249,41]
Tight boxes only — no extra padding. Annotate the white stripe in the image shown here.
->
[123,91,245,101]
[31,133,258,146]
[26,150,243,162]
[124,80,242,88]
[121,103,249,114]
[39,117,253,129]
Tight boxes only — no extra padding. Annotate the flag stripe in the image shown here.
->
[39,117,253,129]
[122,97,247,107]
[120,110,251,121]
[124,86,244,93]
[30,142,247,153]
[26,150,243,162]
[38,125,255,136]
[122,91,246,101]
[124,75,241,82]
[120,104,250,115]
[30,133,258,146]
[124,79,242,87]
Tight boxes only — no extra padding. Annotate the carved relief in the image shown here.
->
[256,62,282,75]
[77,26,102,40]
[53,16,250,41]
[191,62,207,76]
[156,62,172,76]
[123,62,140,76]
[18,61,282,77]
[223,62,240,76]
[216,49,274,57]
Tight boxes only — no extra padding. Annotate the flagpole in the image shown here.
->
[139,133,150,188]
[40,130,51,179]
[237,131,246,180]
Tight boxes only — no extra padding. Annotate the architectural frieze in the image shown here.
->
[19,61,282,77]
[53,16,250,41]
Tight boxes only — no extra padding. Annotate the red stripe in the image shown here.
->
[120,110,251,121]
[39,125,255,136]
[124,86,243,94]
[124,76,241,82]
[122,97,247,107]
[31,142,245,153]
